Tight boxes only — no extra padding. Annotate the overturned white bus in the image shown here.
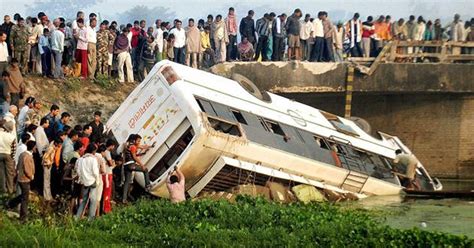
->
[106,60,442,200]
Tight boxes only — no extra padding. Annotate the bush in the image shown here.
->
[0,197,472,247]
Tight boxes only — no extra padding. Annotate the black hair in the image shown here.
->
[59,17,65,23]
[10,57,18,64]
[69,157,78,165]
[73,140,83,151]
[20,133,31,144]
[1,71,9,77]
[57,131,66,138]
[97,144,107,153]
[140,20,146,24]
[170,175,179,184]
[50,104,60,112]
[189,18,194,23]
[59,23,65,29]
[83,124,92,131]
[43,28,49,33]
[229,7,235,11]
[134,20,139,25]
[126,134,137,143]
[106,139,116,148]
[76,11,84,17]
[53,138,63,145]
[26,124,37,133]
[26,140,36,151]
[94,111,102,117]
[63,125,71,133]
[395,149,402,155]
[68,130,79,138]
[77,18,84,24]
[89,13,97,19]
[368,16,373,22]
[25,97,35,105]
[207,14,213,19]
[294,8,302,14]
[74,124,83,132]
[40,117,49,126]
[31,17,38,23]
[248,10,254,15]
[216,15,222,19]
[85,144,97,154]
[176,20,182,24]
[61,112,71,119]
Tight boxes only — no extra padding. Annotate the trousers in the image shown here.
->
[117,52,134,83]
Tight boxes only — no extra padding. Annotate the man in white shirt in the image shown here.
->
[34,117,50,156]
[153,22,166,62]
[300,14,313,61]
[170,20,186,64]
[0,121,16,194]
[51,23,65,79]
[310,12,325,62]
[75,144,100,221]
[0,31,9,74]
[75,18,88,79]
[71,11,85,35]
[14,133,30,167]
[87,18,97,79]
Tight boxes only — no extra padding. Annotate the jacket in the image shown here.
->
[239,16,256,43]
[17,151,35,183]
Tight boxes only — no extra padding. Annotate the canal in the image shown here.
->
[349,179,474,238]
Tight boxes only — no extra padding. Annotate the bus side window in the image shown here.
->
[196,98,217,116]
[260,119,285,136]
[231,109,248,125]
[313,136,330,150]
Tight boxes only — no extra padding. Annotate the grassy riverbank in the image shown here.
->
[0,196,472,247]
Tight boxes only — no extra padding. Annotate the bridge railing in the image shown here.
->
[348,41,474,75]
[387,41,474,63]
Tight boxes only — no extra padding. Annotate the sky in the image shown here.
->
[0,0,473,24]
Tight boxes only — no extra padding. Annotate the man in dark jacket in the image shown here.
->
[0,15,15,56]
[239,10,256,47]
[89,111,105,145]
[272,14,287,61]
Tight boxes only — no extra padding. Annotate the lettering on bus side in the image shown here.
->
[128,95,157,129]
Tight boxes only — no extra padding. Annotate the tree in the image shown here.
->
[117,5,175,27]
[25,0,103,20]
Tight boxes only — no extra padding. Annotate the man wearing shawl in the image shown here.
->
[344,13,363,57]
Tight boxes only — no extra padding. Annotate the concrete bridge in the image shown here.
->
[210,61,474,179]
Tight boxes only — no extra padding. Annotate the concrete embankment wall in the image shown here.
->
[211,62,474,93]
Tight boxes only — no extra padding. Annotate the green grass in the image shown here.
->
[0,196,472,247]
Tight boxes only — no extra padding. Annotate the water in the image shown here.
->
[347,179,474,238]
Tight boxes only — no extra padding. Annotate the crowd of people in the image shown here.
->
[0,98,186,221]
[0,8,473,84]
